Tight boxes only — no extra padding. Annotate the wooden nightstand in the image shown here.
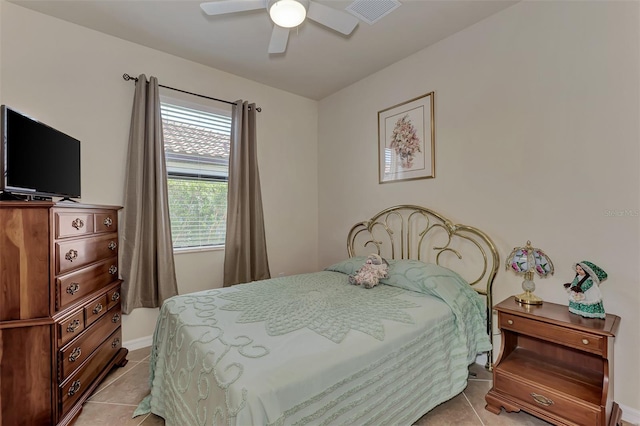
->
[485,297,621,426]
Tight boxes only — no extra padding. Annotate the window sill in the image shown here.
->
[173,245,225,255]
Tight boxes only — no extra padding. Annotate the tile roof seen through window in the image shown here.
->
[163,119,230,160]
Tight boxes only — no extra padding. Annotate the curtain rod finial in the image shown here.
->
[123,73,138,82]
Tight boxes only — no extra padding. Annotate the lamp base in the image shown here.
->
[515,291,543,305]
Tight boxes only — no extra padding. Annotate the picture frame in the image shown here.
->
[378,92,435,183]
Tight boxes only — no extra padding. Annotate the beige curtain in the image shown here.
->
[223,100,270,286]
[120,74,179,314]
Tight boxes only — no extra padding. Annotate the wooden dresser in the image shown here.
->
[0,201,128,425]
[485,297,621,426]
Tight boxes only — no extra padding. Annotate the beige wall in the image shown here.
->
[318,0,639,414]
[0,1,319,345]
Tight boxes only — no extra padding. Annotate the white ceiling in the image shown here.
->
[9,0,517,100]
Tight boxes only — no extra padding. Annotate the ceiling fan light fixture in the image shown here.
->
[269,0,307,28]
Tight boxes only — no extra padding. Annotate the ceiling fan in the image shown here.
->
[200,0,359,54]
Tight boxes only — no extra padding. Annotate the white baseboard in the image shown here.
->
[621,403,640,424]
[123,335,153,352]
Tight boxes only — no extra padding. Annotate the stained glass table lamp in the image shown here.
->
[506,240,554,305]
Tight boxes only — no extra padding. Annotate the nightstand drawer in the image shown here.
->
[500,312,604,355]
[494,370,601,425]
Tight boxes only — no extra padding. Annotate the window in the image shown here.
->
[161,99,232,250]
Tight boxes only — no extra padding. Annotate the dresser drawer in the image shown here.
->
[55,212,95,239]
[56,257,119,311]
[84,294,109,327]
[56,233,119,274]
[494,370,601,425]
[59,305,122,381]
[500,312,604,356]
[107,286,121,310]
[59,328,122,416]
[94,212,118,234]
[58,310,86,346]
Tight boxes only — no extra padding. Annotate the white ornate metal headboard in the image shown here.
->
[347,205,500,368]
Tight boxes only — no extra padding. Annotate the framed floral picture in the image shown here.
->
[378,92,435,183]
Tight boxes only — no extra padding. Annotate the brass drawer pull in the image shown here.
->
[65,249,79,262]
[67,319,81,333]
[108,241,117,250]
[531,393,554,406]
[92,303,103,315]
[71,218,85,230]
[507,319,514,325]
[103,217,113,227]
[111,337,120,348]
[67,380,81,397]
[582,338,590,345]
[112,313,121,323]
[109,265,118,275]
[69,347,82,362]
[66,283,80,295]
[111,292,120,302]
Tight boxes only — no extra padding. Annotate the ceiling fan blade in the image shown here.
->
[307,1,358,35]
[200,0,265,16]
[268,25,290,54]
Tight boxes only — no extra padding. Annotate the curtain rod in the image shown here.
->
[122,73,261,112]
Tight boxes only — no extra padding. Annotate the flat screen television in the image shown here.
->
[1,105,81,200]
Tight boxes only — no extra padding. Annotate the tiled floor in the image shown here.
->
[75,347,628,426]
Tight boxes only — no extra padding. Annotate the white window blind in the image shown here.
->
[161,101,231,249]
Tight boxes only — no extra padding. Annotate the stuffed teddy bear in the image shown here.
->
[349,253,389,289]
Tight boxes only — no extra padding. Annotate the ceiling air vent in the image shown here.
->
[346,0,402,25]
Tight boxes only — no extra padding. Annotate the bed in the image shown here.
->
[135,205,499,425]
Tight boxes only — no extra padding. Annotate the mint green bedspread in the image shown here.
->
[135,264,491,425]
